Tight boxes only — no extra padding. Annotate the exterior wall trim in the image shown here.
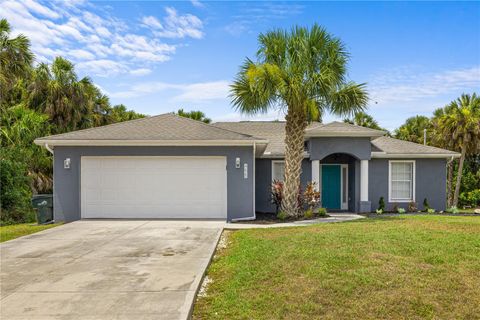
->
[36,139,268,147]
[372,152,459,159]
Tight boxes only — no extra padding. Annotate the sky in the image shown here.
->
[2,0,479,131]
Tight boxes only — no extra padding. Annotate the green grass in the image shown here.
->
[0,223,61,242]
[193,216,480,320]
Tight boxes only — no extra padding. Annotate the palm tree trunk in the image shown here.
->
[446,159,453,207]
[281,110,307,217]
[453,144,467,207]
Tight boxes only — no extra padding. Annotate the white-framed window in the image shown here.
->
[271,160,285,182]
[389,160,415,202]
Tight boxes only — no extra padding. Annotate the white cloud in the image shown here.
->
[369,66,480,104]
[129,68,152,76]
[110,80,230,101]
[142,7,204,39]
[76,59,127,77]
[190,0,204,8]
[2,0,202,76]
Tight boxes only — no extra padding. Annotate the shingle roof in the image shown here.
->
[306,121,386,137]
[35,113,263,143]
[371,136,458,155]
[212,121,288,156]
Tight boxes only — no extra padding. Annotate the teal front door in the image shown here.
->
[322,165,341,209]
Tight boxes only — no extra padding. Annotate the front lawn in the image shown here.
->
[0,223,61,243]
[194,216,480,319]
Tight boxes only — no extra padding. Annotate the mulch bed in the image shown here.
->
[233,212,330,224]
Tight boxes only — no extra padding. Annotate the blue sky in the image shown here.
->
[2,0,479,130]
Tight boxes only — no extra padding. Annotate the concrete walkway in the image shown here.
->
[226,213,364,229]
[0,220,223,320]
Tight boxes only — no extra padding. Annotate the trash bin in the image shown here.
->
[31,194,53,224]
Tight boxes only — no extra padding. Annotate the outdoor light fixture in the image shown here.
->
[235,157,241,168]
[64,158,71,169]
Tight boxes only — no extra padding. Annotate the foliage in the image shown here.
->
[0,19,143,223]
[176,108,211,123]
[344,111,388,133]
[270,180,283,214]
[427,208,436,214]
[459,189,480,207]
[376,209,383,214]
[431,93,480,207]
[303,182,320,211]
[397,207,406,214]
[446,206,459,214]
[304,208,314,219]
[231,24,368,217]
[276,211,287,220]
[407,202,417,212]
[423,198,430,211]
[394,115,432,145]
[317,207,327,216]
[378,196,386,211]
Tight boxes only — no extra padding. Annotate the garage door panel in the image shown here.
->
[81,157,227,219]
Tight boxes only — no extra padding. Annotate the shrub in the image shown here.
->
[277,211,288,220]
[408,201,417,212]
[270,180,283,214]
[304,208,314,219]
[459,189,480,208]
[376,209,383,214]
[392,203,399,213]
[303,182,320,212]
[378,197,386,211]
[423,198,430,211]
[446,206,459,214]
[317,207,328,217]
[397,207,406,214]
[427,208,435,214]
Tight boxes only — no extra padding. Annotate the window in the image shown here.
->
[272,160,285,182]
[389,161,415,202]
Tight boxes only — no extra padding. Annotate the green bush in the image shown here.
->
[378,197,385,211]
[459,189,480,207]
[277,211,288,220]
[304,209,314,219]
[427,208,435,214]
[376,209,383,214]
[446,206,459,214]
[317,207,327,217]
[423,198,430,211]
[397,208,406,214]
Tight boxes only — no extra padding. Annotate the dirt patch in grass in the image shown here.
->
[193,216,480,320]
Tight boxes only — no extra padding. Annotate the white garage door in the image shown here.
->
[81,157,227,219]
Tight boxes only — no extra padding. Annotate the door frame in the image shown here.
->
[319,163,349,210]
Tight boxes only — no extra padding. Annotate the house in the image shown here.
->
[35,113,459,222]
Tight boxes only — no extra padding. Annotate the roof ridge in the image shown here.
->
[38,114,168,140]
[327,121,385,132]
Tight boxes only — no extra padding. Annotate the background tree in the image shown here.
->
[231,25,368,217]
[0,19,33,104]
[432,93,480,207]
[344,111,387,132]
[395,115,432,145]
[176,108,211,123]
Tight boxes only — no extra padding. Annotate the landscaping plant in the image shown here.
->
[407,201,417,212]
[423,198,430,211]
[270,180,283,214]
[378,197,386,211]
[303,182,320,215]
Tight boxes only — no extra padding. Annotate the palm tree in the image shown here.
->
[395,115,431,145]
[344,111,386,131]
[230,25,368,216]
[0,18,34,104]
[432,93,480,207]
[176,109,211,123]
[28,57,90,133]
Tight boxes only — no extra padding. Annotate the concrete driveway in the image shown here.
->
[0,220,224,320]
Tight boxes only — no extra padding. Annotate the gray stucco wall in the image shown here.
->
[369,158,447,211]
[309,137,372,160]
[255,158,311,213]
[53,146,254,222]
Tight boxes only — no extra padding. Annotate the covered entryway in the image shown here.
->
[81,156,227,219]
